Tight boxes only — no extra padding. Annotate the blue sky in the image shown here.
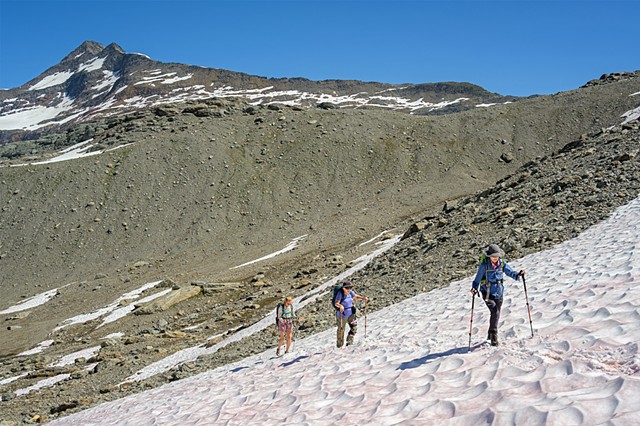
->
[1,0,638,96]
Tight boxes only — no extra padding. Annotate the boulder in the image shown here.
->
[401,221,430,240]
[193,281,242,296]
[134,286,202,314]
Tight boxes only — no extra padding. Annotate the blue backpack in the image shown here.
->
[331,284,344,311]
[331,282,356,314]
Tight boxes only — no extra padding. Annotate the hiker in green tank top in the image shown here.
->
[276,296,298,356]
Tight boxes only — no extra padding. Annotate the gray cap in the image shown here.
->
[486,244,504,257]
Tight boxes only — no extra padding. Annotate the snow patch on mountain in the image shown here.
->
[0,98,82,131]
[27,56,106,92]
[90,70,120,94]
[0,288,60,315]
[28,71,75,91]
[78,56,106,73]
[134,71,193,86]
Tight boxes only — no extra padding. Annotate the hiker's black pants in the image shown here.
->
[481,292,503,334]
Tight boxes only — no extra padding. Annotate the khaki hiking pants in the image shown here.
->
[336,314,357,348]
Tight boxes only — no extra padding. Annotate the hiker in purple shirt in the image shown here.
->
[334,281,368,348]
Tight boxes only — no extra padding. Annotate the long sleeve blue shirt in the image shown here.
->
[472,258,520,299]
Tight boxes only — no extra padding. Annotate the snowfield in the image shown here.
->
[46,194,640,425]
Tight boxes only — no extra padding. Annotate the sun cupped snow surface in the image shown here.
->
[48,194,640,424]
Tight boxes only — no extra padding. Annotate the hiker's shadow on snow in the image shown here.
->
[279,355,309,367]
[230,366,250,373]
[397,346,470,371]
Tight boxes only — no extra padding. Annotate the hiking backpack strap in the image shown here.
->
[483,257,506,301]
[483,258,491,302]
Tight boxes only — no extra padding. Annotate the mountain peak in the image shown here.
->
[105,42,124,54]
[61,40,106,62]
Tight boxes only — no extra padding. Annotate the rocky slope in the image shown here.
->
[0,69,638,424]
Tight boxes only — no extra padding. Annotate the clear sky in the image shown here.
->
[1,0,638,96]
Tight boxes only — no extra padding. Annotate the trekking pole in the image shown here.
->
[291,322,296,352]
[522,275,534,337]
[364,296,368,340]
[468,292,476,352]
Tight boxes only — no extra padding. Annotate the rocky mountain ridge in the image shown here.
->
[0,41,517,144]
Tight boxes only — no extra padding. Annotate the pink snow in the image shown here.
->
[47,195,640,425]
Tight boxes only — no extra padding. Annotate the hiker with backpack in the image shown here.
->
[333,280,368,348]
[470,244,525,346]
[275,296,297,356]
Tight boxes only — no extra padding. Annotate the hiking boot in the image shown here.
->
[490,332,499,347]
[276,348,281,356]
